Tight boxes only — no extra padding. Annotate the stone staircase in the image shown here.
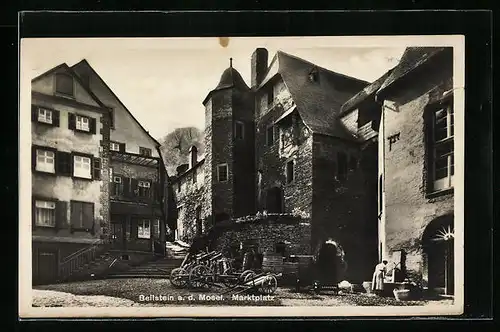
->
[106,257,184,279]
[103,241,189,279]
[59,248,120,283]
[165,240,190,259]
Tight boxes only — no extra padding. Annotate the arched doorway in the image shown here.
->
[314,239,346,285]
[422,215,454,295]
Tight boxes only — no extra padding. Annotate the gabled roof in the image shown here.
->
[71,59,161,147]
[260,51,369,139]
[376,47,447,97]
[31,63,108,109]
[340,68,394,116]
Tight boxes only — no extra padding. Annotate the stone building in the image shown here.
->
[31,60,174,284]
[171,49,385,283]
[374,47,455,295]
[31,64,111,284]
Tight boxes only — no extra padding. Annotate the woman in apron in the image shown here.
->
[371,259,388,295]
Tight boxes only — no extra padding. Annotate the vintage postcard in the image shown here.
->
[19,35,465,318]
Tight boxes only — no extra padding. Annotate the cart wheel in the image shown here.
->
[189,265,214,289]
[170,267,188,289]
[239,270,255,283]
[260,275,278,295]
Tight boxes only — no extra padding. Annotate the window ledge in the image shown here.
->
[72,176,94,182]
[34,121,56,127]
[426,187,454,199]
[73,128,92,134]
[33,170,57,176]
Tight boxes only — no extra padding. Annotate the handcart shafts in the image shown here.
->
[169,246,281,295]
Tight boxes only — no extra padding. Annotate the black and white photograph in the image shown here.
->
[19,35,465,317]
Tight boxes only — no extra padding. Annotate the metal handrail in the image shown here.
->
[60,240,102,264]
[58,241,111,280]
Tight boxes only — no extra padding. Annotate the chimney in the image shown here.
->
[251,48,268,88]
[189,145,198,169]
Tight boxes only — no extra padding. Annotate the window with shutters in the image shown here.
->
[70,201,94,231]
[55,73,74,97]
[37,108,53,124]
[68,113,96,134]
[76,115,90,132]
[139,147,152,157]
[138,219,151,239]
[32,105,59,127]
[217,163,228,182]
[73,154,92,179]
[35,148,56,174]
[138,180,151,198]
[110,142,121,152]
[35,200,56,227]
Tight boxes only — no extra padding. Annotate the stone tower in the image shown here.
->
[202,58,256,225]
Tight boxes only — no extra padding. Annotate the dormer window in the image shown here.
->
[55,73,74,97]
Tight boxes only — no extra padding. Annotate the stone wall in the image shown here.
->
[381,51,454,284]
[208,91,234,220]
[312,134,379,282]
[173,165,205,243]
[110,160,159,182]
[210,214,312,256]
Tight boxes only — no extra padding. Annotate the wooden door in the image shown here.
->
[38,250,58,284]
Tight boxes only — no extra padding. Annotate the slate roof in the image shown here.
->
[31,63,108,110]
[203,66,250,104]
[376,47,447,96]
[340,69,394,116]
[71,59,162,147]
[262,51,369,139]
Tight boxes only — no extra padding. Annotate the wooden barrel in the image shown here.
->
[262,252,284,273]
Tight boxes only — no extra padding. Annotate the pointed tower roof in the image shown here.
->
[203,58,250,105]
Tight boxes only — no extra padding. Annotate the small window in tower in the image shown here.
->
[217,163,228,182]
[235,121,245,140]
